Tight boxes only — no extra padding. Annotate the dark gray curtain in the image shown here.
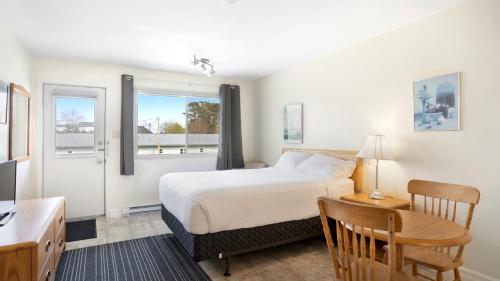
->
[217,84,244,170]
[120,74,134,175]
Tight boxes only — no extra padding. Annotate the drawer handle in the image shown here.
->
[45,240,51,252]
[59,239,65,247]
[45,270,51,281]
[59,216,63,224]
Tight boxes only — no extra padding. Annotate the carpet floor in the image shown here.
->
[55,234,211,281]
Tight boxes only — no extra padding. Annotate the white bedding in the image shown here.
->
[159,167,354,234]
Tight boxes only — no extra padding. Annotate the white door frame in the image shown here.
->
[42,82,107,218]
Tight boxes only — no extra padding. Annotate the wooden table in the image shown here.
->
[341,193,411,210]
[353,210,471,270]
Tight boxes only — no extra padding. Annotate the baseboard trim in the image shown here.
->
[460,267,500,281]
[106,204,161,218]
[128,204,161,213]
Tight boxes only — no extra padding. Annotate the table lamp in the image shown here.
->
[356,135,393,200]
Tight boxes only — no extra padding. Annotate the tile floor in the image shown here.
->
[65,211,425,281]
[65,211,170,250]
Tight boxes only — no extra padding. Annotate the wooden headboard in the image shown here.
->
[282,148,363,192]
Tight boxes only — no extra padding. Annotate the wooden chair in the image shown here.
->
[318,197,418,281]
[405,179,480,281]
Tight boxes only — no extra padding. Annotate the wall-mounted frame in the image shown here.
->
[283,103,303,144]
[0,81,8,124]
[9,83,31,162]
[413,72,461,131]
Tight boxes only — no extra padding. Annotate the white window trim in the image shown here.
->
[134,88,220,159]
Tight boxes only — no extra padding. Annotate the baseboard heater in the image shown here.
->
[128,204,161,214]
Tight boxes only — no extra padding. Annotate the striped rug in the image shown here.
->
[55,234,211,281]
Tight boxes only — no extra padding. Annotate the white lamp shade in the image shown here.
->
[356,135,393,160]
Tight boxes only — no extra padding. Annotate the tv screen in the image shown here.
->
[0,160,16,215]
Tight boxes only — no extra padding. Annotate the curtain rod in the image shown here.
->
[134,77,221,87]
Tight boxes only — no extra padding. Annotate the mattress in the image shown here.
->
[159,167,354,235]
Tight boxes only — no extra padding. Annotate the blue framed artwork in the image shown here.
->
[413,73,460,131]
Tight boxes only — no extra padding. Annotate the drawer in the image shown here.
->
[55,226,66,267]
[37,220,55,274]
[54,203,65,234]
[38,247,55,281]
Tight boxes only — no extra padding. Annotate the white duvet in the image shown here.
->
[159,167,354,234]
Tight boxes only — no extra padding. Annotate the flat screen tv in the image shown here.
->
[0,160,16,215]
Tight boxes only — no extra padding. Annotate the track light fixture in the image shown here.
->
[191,55,215,77]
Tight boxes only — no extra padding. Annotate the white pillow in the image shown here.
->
[297,154,356,179]
[274,151,312,170]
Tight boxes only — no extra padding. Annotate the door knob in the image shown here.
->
[96,159,105,164]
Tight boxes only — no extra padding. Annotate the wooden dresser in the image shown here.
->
[0,197,66,281]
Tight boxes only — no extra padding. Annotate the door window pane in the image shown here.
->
[55,97,95,154]
[186,97,220,154]
[137,94,187,155]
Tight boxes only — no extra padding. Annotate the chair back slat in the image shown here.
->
[369,230,376,281]
[431,197,435,216]
[452,201,457,222]
[352,225,360,281]
[437,198,442,217]
[360,227,367,281]
[318,198,403,281]
[444,199,450,220]
[387,215,397,281]
[342,222,353,281]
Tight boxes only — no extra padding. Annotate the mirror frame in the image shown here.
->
[9,83,31,162]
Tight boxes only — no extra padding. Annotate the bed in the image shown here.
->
[159,148,363,276]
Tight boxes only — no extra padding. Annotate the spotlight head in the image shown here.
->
[191,55,200,65]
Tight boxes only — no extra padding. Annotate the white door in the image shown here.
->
[43,84,106,219]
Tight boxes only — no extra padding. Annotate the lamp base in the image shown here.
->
[368,190,385,200]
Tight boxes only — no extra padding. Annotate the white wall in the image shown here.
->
[0,24,34,200]
[31,58,254,212]
[253,0,500,278]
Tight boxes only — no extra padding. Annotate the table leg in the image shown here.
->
[396,245,405,271]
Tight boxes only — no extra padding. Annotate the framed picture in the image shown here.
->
[284,103,303,144]
[0,81,8,124]
[413,73,460,131]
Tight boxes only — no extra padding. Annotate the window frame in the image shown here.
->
[134,88,220,159]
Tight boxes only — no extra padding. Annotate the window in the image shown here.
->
[137,91,220,155]
[55,96,96,154]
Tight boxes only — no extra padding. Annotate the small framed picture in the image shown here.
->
[413,73,460,131]
[284,103,303,144]
[0,81,8,124]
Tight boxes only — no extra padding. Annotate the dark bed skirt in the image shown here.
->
[161,204,325,261]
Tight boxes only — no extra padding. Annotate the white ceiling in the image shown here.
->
[0,0,465,79]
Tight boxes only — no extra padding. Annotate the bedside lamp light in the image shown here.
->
[356,135,393,200]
